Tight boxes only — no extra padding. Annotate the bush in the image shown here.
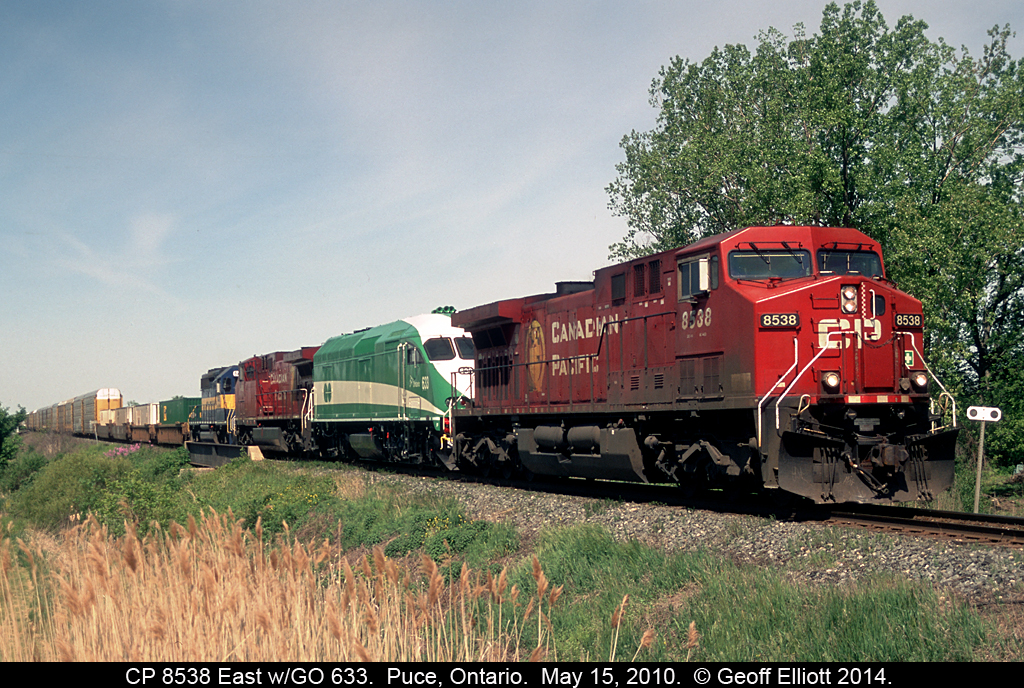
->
[7,447,133,530]
[94,472,184,537]
[0,404,26,470]
[0,449,47,496]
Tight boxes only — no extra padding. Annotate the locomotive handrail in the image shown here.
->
[594,311,675,367]
[756,337,799,447]
[932,392,956,431]
[446,368,475,445]
[300,389,312,431]
[398,342,408,421]
[897,331,957,429]
[765,330,854,445]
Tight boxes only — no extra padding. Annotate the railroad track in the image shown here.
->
[187,443,1024,547]
[453,471,1024,548]
[823,504,1024,547]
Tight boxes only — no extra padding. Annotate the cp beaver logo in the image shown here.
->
[525,320,545,392]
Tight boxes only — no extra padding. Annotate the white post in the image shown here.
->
[973,419,985,514]
[967,406,1002,514]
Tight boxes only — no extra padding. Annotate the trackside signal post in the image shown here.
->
[967,405,1002,513]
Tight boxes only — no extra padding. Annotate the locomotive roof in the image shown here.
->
[316,312,465,360]
[453,225,884,332]
[630,225,876,260]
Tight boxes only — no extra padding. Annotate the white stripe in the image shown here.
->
[314,380,445,416]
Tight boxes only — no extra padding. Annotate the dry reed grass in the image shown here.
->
[1,510,581,662]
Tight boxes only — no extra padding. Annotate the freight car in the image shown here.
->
[76,396,200,445]
[450,225,957,504]
[26,389,122,437]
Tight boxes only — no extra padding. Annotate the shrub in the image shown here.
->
[93,472,185,537]
[0,450,47,496]
[7,447,133,530]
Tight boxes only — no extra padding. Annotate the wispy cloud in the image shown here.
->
[54,229,186,310]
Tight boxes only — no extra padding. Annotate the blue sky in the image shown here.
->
[2,0,1021,412]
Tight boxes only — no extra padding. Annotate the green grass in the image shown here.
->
[677,566,988,661]
[1,438,1016,661]
[504,523,995,662]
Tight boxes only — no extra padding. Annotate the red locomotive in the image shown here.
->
[451,225,957,504]
[235,347,321,454]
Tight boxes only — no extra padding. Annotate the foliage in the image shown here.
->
[0,444,1013,660]
[0,450,46,497]
[0,512,549,662]
[6,446,135,530]
[0,404,27,470]
[180,457,337,535]
[93,473,182,537]
[607,0,1024,465]
[180,457,516,564]
[520,524,704,659]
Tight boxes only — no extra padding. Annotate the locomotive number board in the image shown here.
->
[894,313,923,328]
[759,313,800,328]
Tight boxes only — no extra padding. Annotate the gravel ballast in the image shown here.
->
[365,471,1022,601]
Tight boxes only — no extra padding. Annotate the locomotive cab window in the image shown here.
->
[406,346,425,366]
[728,249,811,280]
[423,337,456,361]
[817,250,883,277]
[678,255,718,300]
[455,337,476,360]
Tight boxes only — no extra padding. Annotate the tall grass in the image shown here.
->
[0,510,587,662]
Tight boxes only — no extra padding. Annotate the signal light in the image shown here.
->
[910,372,928,391]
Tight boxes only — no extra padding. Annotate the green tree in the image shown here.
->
[607,0,1024,465]
[0,403,28,469]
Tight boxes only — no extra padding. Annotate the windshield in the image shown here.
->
[728,250,812,280]
[423,337,456,361]
[817,250,883,277]
[455,337,476,360]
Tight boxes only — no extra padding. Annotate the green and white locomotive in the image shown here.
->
[313,309,475,466]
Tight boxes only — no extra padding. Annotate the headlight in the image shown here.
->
[910,372,928,390]
[841,285,858,314]
[822,371,841,392]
